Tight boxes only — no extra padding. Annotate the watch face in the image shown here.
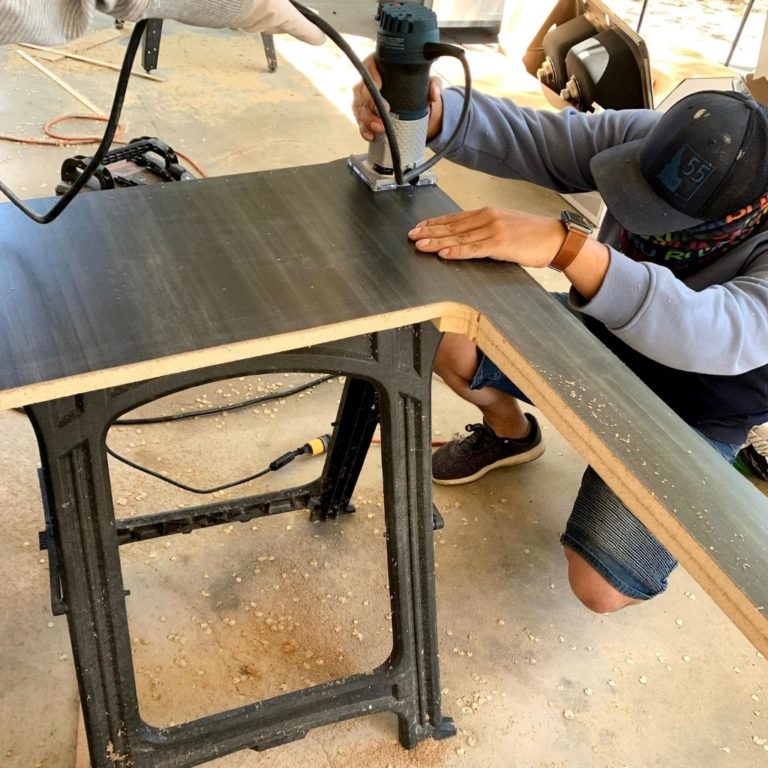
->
[561,210,593,235]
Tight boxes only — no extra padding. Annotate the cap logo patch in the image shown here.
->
[656,145,714,201]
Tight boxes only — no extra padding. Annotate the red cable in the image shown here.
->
[44,113,120,142]
[0,113,207,177]
[0,113,120,146]
[370,437,447,447]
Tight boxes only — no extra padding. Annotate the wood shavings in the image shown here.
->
[454,691,493,714]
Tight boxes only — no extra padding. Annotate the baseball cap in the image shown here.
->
[590,90,768,235]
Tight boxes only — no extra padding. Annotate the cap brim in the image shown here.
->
[590,140,707,236]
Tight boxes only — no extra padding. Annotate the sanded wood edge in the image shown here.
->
[0,302,477,412]
[433,307,482,339]
[74,706,89,768]
[474,314,768,658]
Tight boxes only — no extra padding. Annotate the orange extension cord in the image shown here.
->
[0,113,207,178]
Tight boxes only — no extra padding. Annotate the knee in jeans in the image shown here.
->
[563,546,637,613]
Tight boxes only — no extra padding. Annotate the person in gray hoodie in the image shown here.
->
[353,66,768,614]
[0,0,325,45]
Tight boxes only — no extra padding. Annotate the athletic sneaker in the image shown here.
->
[738,423,768,480]
[432,414,545,485]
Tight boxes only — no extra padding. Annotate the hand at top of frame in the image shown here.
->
[238,0,326,44]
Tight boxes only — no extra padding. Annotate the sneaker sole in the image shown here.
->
[432,442,546,486]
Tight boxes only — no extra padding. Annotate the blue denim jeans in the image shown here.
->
[469,293,741,599]
[561,437,738,600]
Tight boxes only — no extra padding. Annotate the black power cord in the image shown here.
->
[406,42,472,185]
[106,433,331,494]
[114,374,336,425]
[11,378,338,494]
[289,1,473,187]
[0,19,148,223]
[107,374,338,491]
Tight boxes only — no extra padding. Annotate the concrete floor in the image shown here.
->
[1,4,768,767]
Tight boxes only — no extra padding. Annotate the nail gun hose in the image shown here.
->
[0,20,148,224]
[289,1,406,185]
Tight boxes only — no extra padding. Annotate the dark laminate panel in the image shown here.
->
[0,159,471,388]
[1,158,767,649]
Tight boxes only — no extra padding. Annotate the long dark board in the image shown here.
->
[0,160,477,395]
[1,158,767,654]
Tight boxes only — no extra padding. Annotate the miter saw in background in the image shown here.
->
[525,0,653,112]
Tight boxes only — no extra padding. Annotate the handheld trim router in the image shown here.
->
[348,3,471,192]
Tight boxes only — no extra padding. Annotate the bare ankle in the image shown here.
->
[485,413,530,440]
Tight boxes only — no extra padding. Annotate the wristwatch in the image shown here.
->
[549,210,593,272]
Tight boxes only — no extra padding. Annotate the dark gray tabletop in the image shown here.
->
[0,158,520,400]
[1,157,767,653]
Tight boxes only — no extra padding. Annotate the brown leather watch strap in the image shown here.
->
[549,227,588,272]
[549,211,592,272]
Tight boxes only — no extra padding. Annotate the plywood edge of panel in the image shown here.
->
[473,313,768,658]
[0,302,477,411]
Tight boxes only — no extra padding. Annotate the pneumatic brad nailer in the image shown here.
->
[348,3,470,192]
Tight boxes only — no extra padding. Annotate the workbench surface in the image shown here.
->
[1,157,767,655]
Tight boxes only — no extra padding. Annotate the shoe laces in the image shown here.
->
[455,422,497,451]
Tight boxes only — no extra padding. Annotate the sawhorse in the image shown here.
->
[26,325,455,766]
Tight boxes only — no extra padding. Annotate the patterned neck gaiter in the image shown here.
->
[619,192,768,278]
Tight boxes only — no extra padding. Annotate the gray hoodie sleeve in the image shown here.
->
[431,88,659,192]
[578,245,768,375]
[432,87,768,376]
[0,1,260,44]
